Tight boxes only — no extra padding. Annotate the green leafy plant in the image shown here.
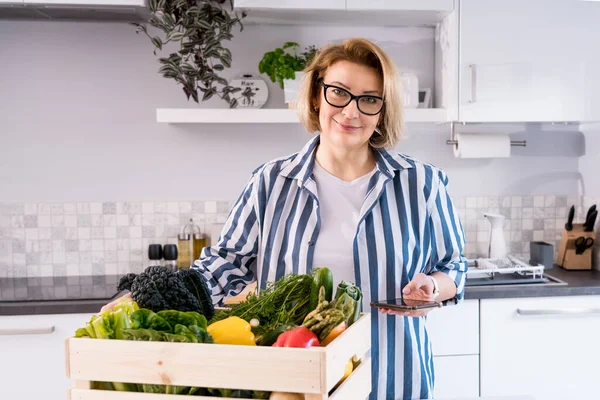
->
[131,0,252,108]
[258,42,319,89]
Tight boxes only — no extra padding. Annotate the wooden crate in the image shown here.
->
[65,314,371,400]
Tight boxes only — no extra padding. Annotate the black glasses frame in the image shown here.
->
[319,80,385,116]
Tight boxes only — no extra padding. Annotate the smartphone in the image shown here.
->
[370,298,442,312]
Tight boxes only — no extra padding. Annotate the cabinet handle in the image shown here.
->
[0,326,55,335]
[517,308,600,316]
[469,64,477,103]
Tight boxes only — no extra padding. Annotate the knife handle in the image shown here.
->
[565,205,575,231]
[585,210,598,232]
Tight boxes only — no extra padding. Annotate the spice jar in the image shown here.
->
[148,244,163,267]
[163,244,178,272]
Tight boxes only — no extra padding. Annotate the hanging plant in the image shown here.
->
[131,0,249,108]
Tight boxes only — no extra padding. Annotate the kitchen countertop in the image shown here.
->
[465,265,600,300]
[0,275,125,316]
[3,267,600,316]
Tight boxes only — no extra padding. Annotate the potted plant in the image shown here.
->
[131,0,252,108]
[258,42,318,107]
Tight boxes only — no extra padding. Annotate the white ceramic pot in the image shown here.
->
[283,72,305,106]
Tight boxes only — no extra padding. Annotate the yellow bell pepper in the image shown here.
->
[207,316,256,346]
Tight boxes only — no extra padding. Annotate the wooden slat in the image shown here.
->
[328,357,372,400]
[324,314,371,392]
[67,338,323,394]
[65,337,72,379]
[70,389,238,400]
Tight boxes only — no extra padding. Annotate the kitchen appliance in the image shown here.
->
[484,213,507,259]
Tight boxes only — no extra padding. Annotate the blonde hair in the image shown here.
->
[296,38,404,149]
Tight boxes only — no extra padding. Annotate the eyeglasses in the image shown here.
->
[319,80,385,116]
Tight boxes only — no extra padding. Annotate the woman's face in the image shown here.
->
[316,60,384,152]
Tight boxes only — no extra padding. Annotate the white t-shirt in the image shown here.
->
[311,161,377,289]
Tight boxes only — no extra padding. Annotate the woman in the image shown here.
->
[196,38,467,399]
[104,38,467,399]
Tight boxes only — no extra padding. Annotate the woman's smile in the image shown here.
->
[333,118,361,132]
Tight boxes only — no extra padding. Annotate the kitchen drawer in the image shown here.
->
[427,299,479,356]
[480,295,600,400]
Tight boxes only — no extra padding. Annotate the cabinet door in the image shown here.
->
[459,0,600,122]
[0,313,94,399]
[235,0,345,9]
[23,0,144,3]
[434,355,479,399]
[480,296,600,400]
[345,0,453,11]
[427,299,479,356]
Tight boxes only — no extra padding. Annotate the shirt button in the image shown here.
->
[308,241,314,246]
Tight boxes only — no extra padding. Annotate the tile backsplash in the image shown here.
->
[0,196,598,278]
[0,201,233,278]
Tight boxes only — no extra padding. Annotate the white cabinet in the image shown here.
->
[427,299,479,399]
[0,313,94,399]
[427,299,479,356]
[480,295,600,400]
[235,0,345,10]
[22,0,145,4]
[237,0,453,12]
[345,0,454,11]
[235,0,453,26]
[434,355,479,399]
[459,0,600,123]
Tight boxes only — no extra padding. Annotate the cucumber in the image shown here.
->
[309,267,333,310]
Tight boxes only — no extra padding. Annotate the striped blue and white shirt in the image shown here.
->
[195,134,468,400]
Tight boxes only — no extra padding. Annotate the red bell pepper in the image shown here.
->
[272,326,320,348]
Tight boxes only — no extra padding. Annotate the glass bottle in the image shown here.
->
[177,232,192,269]
[192,232,207,262]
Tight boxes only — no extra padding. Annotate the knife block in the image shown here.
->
[557,223,596,270]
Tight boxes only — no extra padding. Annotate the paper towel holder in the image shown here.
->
[445,121,527,147]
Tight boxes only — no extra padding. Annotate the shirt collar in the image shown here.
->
[279,134,414,187]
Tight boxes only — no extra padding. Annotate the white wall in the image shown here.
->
[0,20,587,203]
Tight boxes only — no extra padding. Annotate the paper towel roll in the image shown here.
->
[453,133,511,159]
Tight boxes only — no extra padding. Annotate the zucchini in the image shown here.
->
[256,324,296,346]
[309,267,333,311]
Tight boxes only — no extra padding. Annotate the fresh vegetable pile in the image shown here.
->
[73,266,363,399]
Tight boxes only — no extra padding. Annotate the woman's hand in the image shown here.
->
[379,273,437,318]
[100,292,132,313]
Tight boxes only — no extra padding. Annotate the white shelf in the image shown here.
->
[240,9,453,27]
[156,108,448,124]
